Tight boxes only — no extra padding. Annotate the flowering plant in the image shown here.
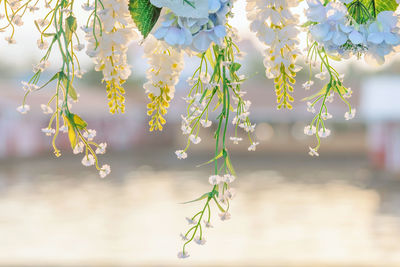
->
[4,0,400,258]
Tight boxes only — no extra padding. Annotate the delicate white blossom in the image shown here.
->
[175,150,187,160]
[82,154,95,167]
[194,236,206,245]
[16,104,30,114]
[209,175,221,185]
[99,164,111,178]
[344,108,356,120]
[219,212,231,221]
[177,251,190,259]
[96,143,107,154]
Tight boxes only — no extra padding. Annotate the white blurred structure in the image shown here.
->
[0,82,144,158]
[361,76,400,173]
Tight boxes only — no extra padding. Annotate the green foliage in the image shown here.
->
[348,0,399,23]
[65,15,77,44]
[129,0,161,39]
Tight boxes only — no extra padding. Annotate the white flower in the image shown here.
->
[203,220,213,228]
[247,0,301,83]
[175,150,187,159]
[304,125,316,136]
[61,8,72,13]
[248,142,259,151]
[194,236,206,245]
[177,251,189,259]
[307,102,316,113]
[5,36,16,44]
[40,104,53,114]
[189,134,201,144]
[344,108,356,120]
[185,217,197,225]
[60,125,68,133]
[16,104,30,114]
[36,19,49,27]
[224,188,236,200]
[321,112,333,120]
[230,137,242,144]
[181,124,191,135]
[318,128,331,138]
[99,164,111,178]
[82,2,95,11]
[85,0,138,111]
[209,175,221,185]
[232,117,238,125]
[28,5,39,12]
[41,128,55,136]
[21,81,39,92]
[200,119,212,128]
[73,142,84,154]
[308,147,319,157]
[83,129,96,141]
[326,93,334,103]
[244,124,256,133]
[81,154,95,167]
[180,233,188,241]
[315,71,327,80]
[75,69,85,78]
[81,25,91,33]
[33,61,50,72]
[343,88,353,98]
[223,174,235,184]
[302,80,314,90]
[37,39,48,50]
[74,43,85,51]
[95,143,107,154]
[219,212,231,221]
[143,35,184,120]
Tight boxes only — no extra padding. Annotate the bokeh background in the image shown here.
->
[1,2,400,266]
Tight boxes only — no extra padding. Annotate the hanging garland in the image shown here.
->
[3,0,400,258]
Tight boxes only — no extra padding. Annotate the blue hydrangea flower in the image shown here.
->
[306,0,400,65]
[153,0,231,52]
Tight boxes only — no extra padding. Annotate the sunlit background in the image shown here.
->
[1,2,400,266]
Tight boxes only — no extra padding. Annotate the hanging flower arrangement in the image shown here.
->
[4,0,400,258]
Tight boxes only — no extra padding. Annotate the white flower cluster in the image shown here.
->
[143,36,184,99]
[246,0,302,79]
[85,0,138,113]
[306,0,400,65]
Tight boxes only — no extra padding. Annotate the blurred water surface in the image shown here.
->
[1,151,400,266]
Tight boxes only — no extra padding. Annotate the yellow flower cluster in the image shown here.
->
[274,60,297,110]
[147,85,171,131]
[106,78,126,114]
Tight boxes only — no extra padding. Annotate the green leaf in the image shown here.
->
[68,84,78,101]
[196,150,223,167]
[363,0,398,15]
[348,0,398,23]
[301,84,327,102]
[230,63,241,72]
[213,196,226,213]
[180,192,211,204]
[129,0,161,39]
[64,115,77,149]
[224,153,236,176]
[301,21,316,28]
[65,15,77,43]
[72,114,87,130]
